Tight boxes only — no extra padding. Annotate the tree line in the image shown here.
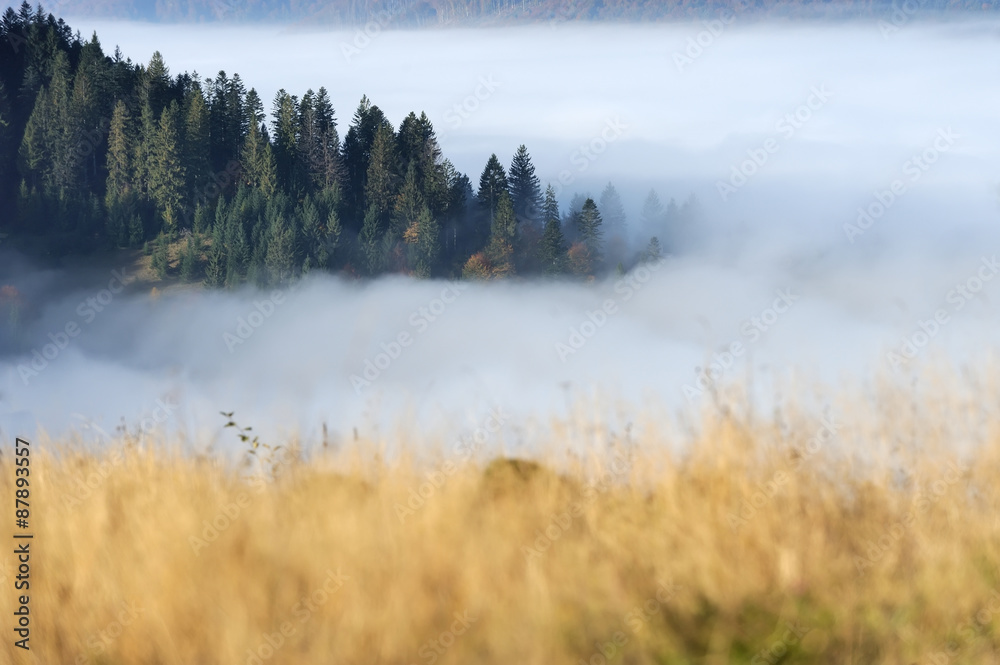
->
[0,2,699,286]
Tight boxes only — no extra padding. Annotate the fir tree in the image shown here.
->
[509,144,542,228]
[539,185,567,275]
[180,233,200,282]
[576,198,604,264]
[148,102,187,231]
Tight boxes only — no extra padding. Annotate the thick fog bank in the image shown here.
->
[2,19,1000,446]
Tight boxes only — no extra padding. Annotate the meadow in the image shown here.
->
[3,363,999,665]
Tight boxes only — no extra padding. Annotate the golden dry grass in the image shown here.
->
[4,366,1000,665]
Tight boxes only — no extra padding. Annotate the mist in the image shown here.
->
[2,18,1000,448]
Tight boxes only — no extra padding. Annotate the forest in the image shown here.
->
[0,2,700,286]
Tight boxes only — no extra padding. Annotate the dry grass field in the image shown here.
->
[4,364,1000,665]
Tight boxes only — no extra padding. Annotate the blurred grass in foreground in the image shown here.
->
[3,364,1000,665]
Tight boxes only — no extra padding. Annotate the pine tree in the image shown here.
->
[180,233,200,282]
[644,236,662,262]
[316,88,343,190]
[393,161,424,238]
[599,182,626,239]
[576,198,604,264]
[412,205,440,278]
[240,119,277,197]
[183,86,211,202]
[142,51,173,117]
[149,102,187,231]
[151,232,170,279]
[264,212,296,285]
[342,96,390,226]
[105,100,132,207]
[539,185,567,275]
[271,89,299,191]
[477,153,508,223]
[509,144,542,228]
[641,189,665,235]
[485,190,516,277]
[204,209,226,287]
[363,122,397,241]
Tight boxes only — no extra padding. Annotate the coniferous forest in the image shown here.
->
[0,3,703,286]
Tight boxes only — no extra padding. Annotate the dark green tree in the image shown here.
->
[539,185,567,275]
[509,144,542,228]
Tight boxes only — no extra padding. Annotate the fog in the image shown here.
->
[2,19,1000,449]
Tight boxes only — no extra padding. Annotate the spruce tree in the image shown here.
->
[509,144,542,228]
[363,122,397,239]
[485,190,516,277]
[576,198,604,263]
[412,205,440,278]
[149,102,186,231]
[204,220,226,287]
[477,153,508,223]
[183,86,211,202]
[180,233,200,282]
[151,233,170,279]
[105,99,132,207]
[599,182,626,239]
[539,185,567,275]
[271,89,299,191]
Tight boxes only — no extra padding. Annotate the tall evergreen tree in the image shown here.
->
[539,185,567,275]
[509,144,542,228]
[485,190,516,277]
[576,197,604,262]
[183,85,211,202]
[148,102,186,231]
[240,118,277,197]
[271,89,299,191]
[599,182,626,239]
[640,189,665,235]
[342,96,390,228]
[477,153,508,223]
[105,99,132,205]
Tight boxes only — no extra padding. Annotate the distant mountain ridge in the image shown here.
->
[8,0,1000,24]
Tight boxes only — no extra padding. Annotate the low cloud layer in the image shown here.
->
[2,19,999,447]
